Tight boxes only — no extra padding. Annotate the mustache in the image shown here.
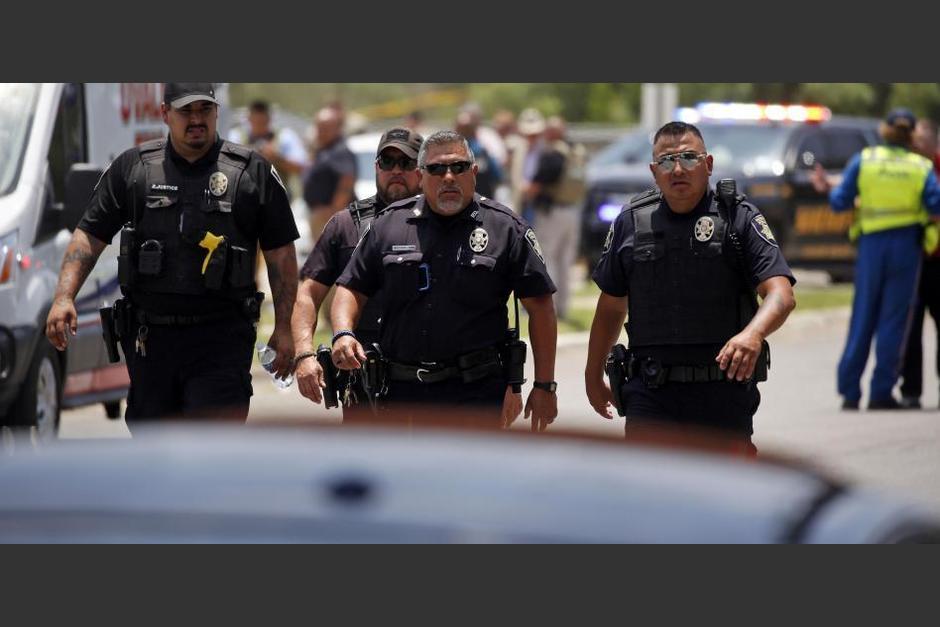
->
[186,125,208,132]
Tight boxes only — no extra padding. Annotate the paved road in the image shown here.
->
[57,304,940,516]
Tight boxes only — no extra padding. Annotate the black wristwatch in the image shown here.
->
[533,380,557,393]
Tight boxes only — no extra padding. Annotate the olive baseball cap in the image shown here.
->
[163,83,219,109]
[376,127,424,159]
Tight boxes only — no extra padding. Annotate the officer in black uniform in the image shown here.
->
[292,128,424,419]
[46,83,299,421]
[330,130,559,430]
[585,121,796,451]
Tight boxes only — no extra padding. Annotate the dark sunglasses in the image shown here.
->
[376,154,418,171]
[422,161,473,176]
[652,151,707,173]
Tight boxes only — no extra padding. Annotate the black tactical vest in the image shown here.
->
[130,139,257,298]
[349,196,383,341]
[627,191,748,347]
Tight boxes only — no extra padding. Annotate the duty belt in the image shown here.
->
[387,346,503,384]
[627,357,729,384]
[134,308,240,327]
[388,362,463,384]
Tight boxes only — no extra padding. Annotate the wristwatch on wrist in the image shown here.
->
[533,380,557,393]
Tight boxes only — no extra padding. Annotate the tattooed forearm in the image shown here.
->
[264,245,298,329]
[54,230,106,303]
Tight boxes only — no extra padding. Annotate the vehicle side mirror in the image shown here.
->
[63,164,104,232]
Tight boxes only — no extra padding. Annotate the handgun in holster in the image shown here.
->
[605,344,630,417]
[99,306,120,363]
[502,334,528,394]
[316,344,339,410]
[361,343,389,403]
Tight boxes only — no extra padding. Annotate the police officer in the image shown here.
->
[291,128,424,419]
[812,108,940,410]
[585,121,796,450]
[45,83,299,421]
[330,130,558,430]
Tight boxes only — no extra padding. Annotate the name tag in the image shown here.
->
[392,244,417,252]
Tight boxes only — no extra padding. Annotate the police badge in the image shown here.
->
[208,171,228,197]
[470,227,489,253]
[525,228,545,263]
[694,216,715,242]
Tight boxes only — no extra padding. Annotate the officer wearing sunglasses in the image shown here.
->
[331,130,558,431]
[292,128,424,419]
[586,121,797,453]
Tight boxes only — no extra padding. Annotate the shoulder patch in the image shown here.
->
[525,228,545,263]
[750,214,778,247]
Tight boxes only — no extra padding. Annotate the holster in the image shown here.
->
[99,306,120,364]
[316,344,339,409]
[361,343,389,401]
[204,238,229,291]
[501,337,528,393]
[605,344,629,416]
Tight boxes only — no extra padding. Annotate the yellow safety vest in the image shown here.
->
[856,145,932,236]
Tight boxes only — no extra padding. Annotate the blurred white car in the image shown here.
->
[1,423,938,543]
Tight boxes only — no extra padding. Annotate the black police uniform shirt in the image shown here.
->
[299,194,389,343]
[592,189,795,364]
[78,136,299,315]
[336,193,556,364]
[302,138,357,208]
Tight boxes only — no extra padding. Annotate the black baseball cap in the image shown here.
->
[377,127,424,159]
[885,107,916,129]
[163,82,219,108]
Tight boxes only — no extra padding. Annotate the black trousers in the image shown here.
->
[120,316,255,421]
[900,256,940,399]
[618,377,760,454]
[375,374,506,428]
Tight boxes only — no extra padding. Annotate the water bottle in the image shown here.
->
[256,342,293,389]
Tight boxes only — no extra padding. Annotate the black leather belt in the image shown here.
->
[628,358,727,384]
[135,308,239,327]
[388,362,462,384]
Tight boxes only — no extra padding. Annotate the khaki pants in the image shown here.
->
[532,205,581,319]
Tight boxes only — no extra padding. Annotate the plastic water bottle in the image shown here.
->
[256,342,293,389]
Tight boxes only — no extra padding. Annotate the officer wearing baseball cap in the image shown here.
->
[292,128,424,420]
[813,107,940,410]
[46,82,300,422]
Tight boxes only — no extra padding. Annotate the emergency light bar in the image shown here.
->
[676,102,832,124]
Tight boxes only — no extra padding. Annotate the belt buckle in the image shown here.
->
[416,367,429,382]
[416,361,439,383]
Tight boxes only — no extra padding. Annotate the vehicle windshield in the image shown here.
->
[0,83,40,197]
[698,123,791,175]
[591,123,792,176]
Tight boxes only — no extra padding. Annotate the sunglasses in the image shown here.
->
[376,154,418,171]
[652,151,707,173]
[422,161,473,176]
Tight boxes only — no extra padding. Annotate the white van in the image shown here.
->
[0,83,229,437]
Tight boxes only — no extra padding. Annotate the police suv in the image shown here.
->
[582,103,881,280]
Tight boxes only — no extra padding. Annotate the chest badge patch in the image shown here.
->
[470,227,489,253]
[751,214,778,247]
[208,171,228,197]
[525,228,545,263]
[694,216,715,242]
